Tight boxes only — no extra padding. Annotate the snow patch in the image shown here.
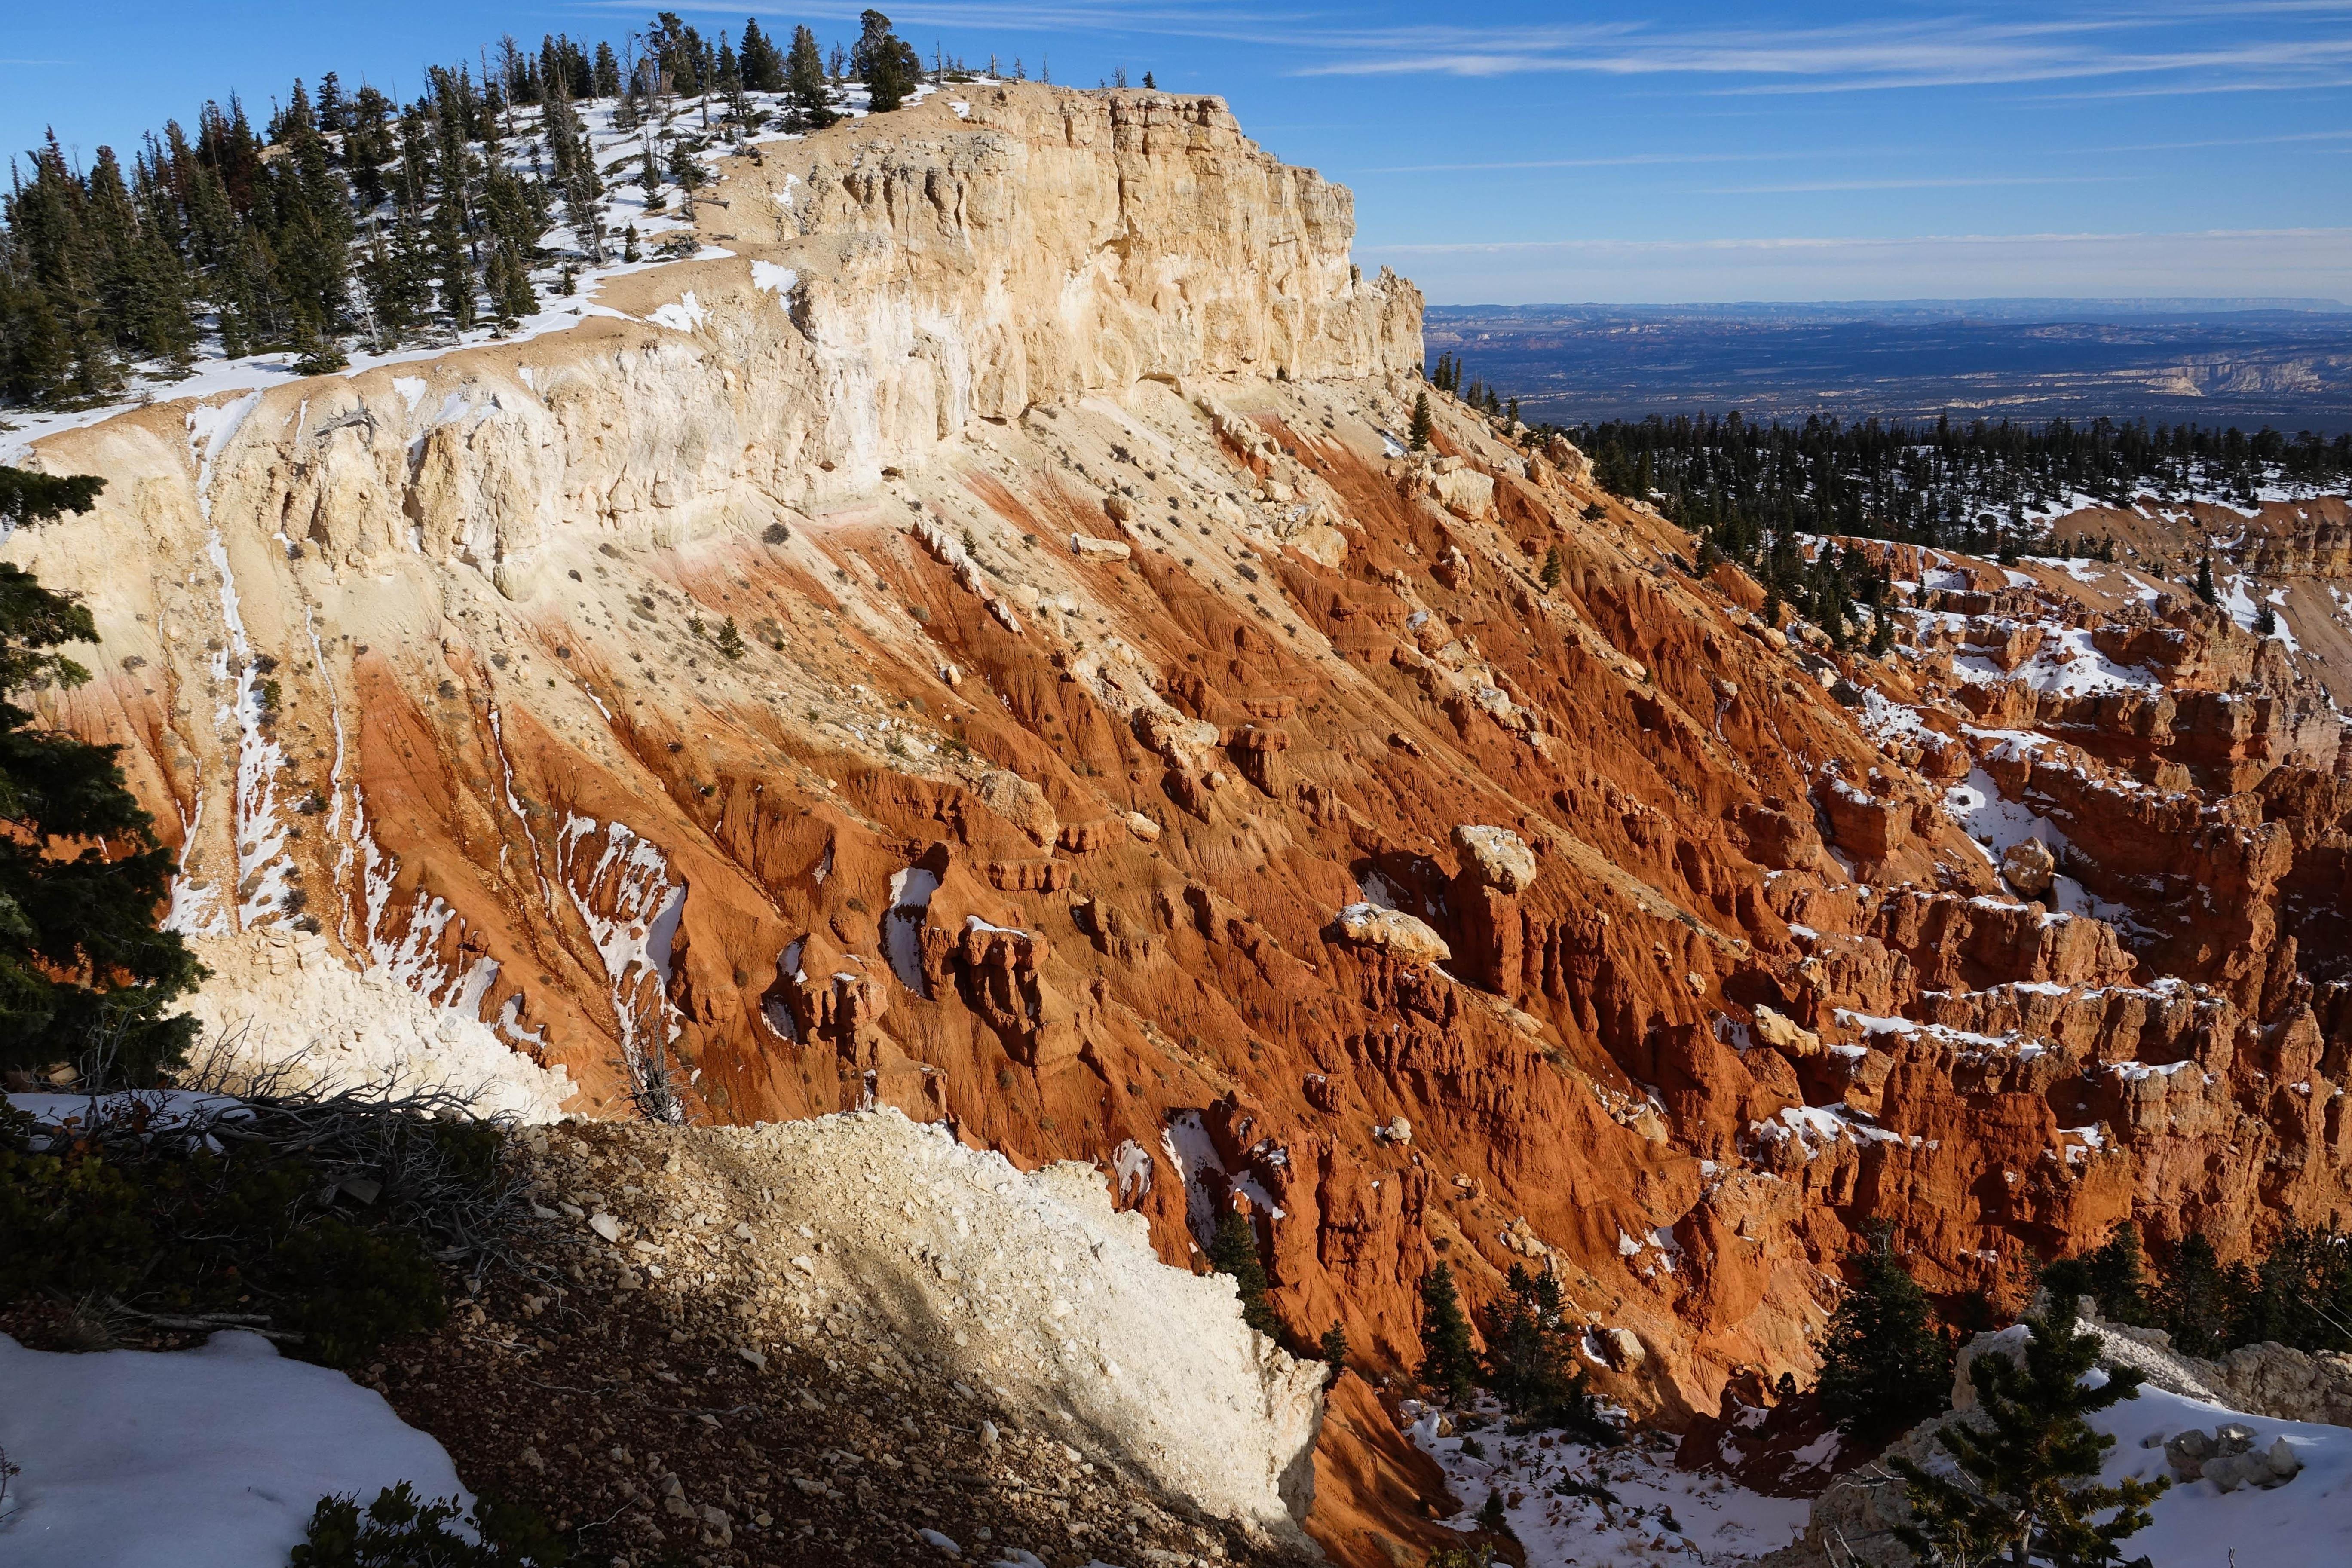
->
[0,1331,469,1568]
[649,292,708,333]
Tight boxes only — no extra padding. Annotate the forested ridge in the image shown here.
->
[0,9,956,409]
[1568,410,2352,559]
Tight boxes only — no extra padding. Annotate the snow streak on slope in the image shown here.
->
[346,786,499,1022]
[171,392,304,937]
[554,816,687,1107]
[1408,1397,1810,1563]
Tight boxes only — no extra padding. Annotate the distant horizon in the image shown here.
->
[1420,304,2352,435]
[1423,297,2352,316]
[1411,297,2352,312]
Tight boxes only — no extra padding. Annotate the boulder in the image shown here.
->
[1290,523,1348,568]
[2002,837,2056,899]
[1451,825,1537,894]
[2162,1425,2214,1479]
[973,769,1058,847]
[1751,1005,1823,1059]
[1820,777,1915,861]
[1430,467,1494,521]
[2170,1424,2299,1491]
[1069,532,1133,561]
[1329,903,1450,966]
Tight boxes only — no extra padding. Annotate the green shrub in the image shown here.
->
[0,1139,154,1300]
[291,1483,569,1566]
[1816,1227,1952,1440]
[1418,1262,1477,1403]
[2,1106,506,1366]
[274,1221,447,1369]
[1427,1547,1494,1568]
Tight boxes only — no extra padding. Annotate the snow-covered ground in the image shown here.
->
[1407,1398,1811,1564]
[1408,1369,2352,1567]
[2000,1368,2352,1568]
[0,1331,469,1567]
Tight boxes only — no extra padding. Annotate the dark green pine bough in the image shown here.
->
[1893,1314,2166,1568]
[0,465,203,1084]
[1816,1228,1954,1441]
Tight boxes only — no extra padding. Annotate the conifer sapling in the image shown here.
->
[1208,1207,1279,1339]
[1815,1227,1952,1440]
[1892,1313,2165,1568]
[1418,1261,1477,1403]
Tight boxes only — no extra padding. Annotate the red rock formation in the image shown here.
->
[9,88,2352,1542]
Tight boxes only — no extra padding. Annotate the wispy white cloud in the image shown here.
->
[631,2,2352,98]
[2079,127,2352,150]
[1361,226,2352,256]
[1697,174,2134,194]
[1359,149,1812,174]
[1286,12,2352,95]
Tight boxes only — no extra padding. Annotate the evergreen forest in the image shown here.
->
[0,10,983,409]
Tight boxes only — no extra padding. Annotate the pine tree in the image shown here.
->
[485,239,536,329]
[740,19,786,92]
[594,41,623,98]
[785,26,836,128]
[2194,554,2217,604]
[1816,1228,1953,1439]
[853,9,921,111]
[0,466,205,1082]
[1208,1206,1279,1338]
[1540,545,1563,591]
[1419,1261,1477,1403]
[2039,1223,2149,1326]
[1868,607,1894,656]
[10,134,117,399]
[271,80,356,338]
[1319,1319,1348,1375]
[2235,1223,2352,1353]
[2153,1234,2251,1357]
[431,197,475,331]
[715,616,747,660]
[1409,391,1433,452]
[1481,1263,1558,1410]
[543,80,606,264]
[122,151,198,368]
[1891,1314,2166,1568]
[2255,597,2278,637]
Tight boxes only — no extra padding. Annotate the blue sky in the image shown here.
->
[7,2,2350,303]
